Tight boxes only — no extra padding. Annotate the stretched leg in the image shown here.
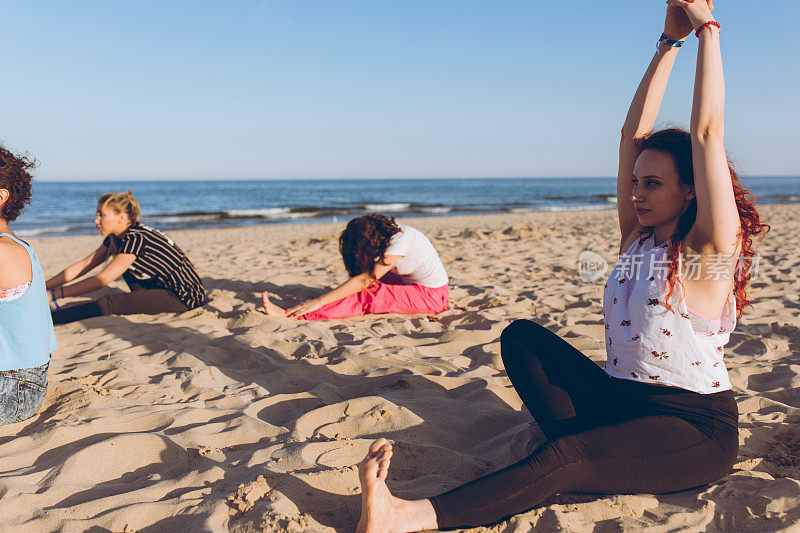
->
[52,301,103,324]
[429,403,738,529]
[356,439,439,533]
[500,319,622,439]
[97,289,189,315]
[52,289,188,324]
[356,410,736,532]
[276,282,448,321]
[262,290,363,320]
[358,281,448,316]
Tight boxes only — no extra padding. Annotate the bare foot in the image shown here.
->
[357,439,395,533]
[262,291,287,317]
[356,439,438,533]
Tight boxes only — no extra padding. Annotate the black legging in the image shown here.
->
[429,319,739,529]
[52,278,190,325]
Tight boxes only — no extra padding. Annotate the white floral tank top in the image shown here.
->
[603,235,734,394]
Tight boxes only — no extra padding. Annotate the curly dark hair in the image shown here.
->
[0,144,37,222]
[339,213,402,278]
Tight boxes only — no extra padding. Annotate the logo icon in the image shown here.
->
[578,251,608,282]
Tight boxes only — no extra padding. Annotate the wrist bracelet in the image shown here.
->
[51,289,61,312]
[658,33,685,48]
[695,21,720,37]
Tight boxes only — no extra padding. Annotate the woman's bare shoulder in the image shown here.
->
[0,235,27,260]
[0,236,32,287]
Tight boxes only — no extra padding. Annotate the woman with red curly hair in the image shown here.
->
[353,1,769,531]
[263,213,449,320]
[0,145,57,425]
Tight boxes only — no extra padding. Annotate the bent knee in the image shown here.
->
[501,319,544,343]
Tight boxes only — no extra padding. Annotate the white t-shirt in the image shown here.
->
[383,225,448,288]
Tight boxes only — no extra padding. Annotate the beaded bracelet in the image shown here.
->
[695,21,720,37]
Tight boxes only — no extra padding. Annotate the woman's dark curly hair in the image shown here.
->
[636,128,770,319]
[0,144,37,222]
[339,213,402,278]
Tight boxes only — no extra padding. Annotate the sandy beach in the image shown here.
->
[1,205,799,532]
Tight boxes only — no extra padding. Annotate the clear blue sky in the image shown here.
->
[2,1,798,180]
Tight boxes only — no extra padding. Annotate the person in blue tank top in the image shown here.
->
[0,145,57,425]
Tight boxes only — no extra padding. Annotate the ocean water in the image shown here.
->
[14,176,800,238]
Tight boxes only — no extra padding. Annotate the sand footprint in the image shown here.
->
[39,433,190,514]
[290,397,422,443]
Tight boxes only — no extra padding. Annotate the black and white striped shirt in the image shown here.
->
[104,224,205,309]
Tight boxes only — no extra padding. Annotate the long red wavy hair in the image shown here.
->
[636,128,769,319]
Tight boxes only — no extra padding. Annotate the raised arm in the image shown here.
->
[618,3,701,253]
[677,0,740,255]
[46,245,110,290]
[285,255,401,317]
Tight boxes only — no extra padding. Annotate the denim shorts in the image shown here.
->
[0,362,49,425]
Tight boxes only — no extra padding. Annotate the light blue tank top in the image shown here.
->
[0,233,57,371]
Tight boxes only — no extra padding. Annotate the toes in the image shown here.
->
[360,439,393,483]
[377,461,390,478]
[368,438,388,456]
[376,448,392,480]
[360,440,387,469]
[359,454,379,479]
[378,453,392,470]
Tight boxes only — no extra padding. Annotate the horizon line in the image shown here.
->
[34,175,800,183]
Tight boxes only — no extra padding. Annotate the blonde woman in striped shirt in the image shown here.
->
[47,191,205,324]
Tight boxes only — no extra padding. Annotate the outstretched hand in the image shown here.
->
[664,0,713,41]
[286,298,324,318]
